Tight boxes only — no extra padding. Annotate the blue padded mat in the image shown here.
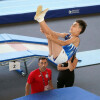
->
[13,86,100,100]
[0,51,33,62]
[0,33,48,45]
[0,50,49,62]
[0,34,11,42]
[0,0,100,24]
[76,49,100,67]
[28,50,48,57]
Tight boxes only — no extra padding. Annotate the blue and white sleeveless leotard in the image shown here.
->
[54,33,78,64]
[62,33,77,60]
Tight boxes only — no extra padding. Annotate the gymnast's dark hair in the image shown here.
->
[76,19,87,34]
[38,56,48,62]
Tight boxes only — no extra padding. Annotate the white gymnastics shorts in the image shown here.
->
[48,49,68,64]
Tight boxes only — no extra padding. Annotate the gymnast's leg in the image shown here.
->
[47,36,62,59]
[34,5,57,37]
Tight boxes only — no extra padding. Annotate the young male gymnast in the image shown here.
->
[34,5,87,64]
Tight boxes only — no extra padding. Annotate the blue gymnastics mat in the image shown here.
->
[76,49,100,67]
[13,86,100,100]
[0,33,100,68]
[0,33,48,45]
[0,0,100,24]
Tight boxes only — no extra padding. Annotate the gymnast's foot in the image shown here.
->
[34,5,49,22]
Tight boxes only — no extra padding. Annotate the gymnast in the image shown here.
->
[34,5,87,64]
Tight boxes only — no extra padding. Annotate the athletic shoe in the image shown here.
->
[34,5,49,22]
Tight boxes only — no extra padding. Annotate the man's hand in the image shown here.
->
[57,63,69,71]
[68,60,74,71]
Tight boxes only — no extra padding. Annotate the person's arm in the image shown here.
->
[46,34,79,46]
[25,82,30,96]
[48,80,54,89]
[57,64,69,71]
[40,27,68,38]
[68,57,78,71]
[53,32,68,38]
[57,57,78,71]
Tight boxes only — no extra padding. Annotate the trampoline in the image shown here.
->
[0,33,49,75]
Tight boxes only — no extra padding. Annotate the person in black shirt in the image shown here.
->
[57,55,78,88]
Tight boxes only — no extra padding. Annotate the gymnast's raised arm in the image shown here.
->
[46,34,80,46]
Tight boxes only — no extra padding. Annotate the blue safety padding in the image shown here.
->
[0,0,100,24]
[76,49,100,67]
[0,33,48,45]
[0,33,12,43]
[0,36,4,42]
[7,34,48,45]
[13,86,100,100]
[28,50,49,57]
[0,51,33,62]
[0,50,49,62]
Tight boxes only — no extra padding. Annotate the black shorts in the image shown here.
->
[57,68,75,88]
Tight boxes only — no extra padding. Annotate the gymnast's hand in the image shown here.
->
[40,27,44,33]
[46,34,53,40]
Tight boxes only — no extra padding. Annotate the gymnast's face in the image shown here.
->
[38,59,48,72]
[69,22,81,36]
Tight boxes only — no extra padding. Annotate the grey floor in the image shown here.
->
[0,13,100,100]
